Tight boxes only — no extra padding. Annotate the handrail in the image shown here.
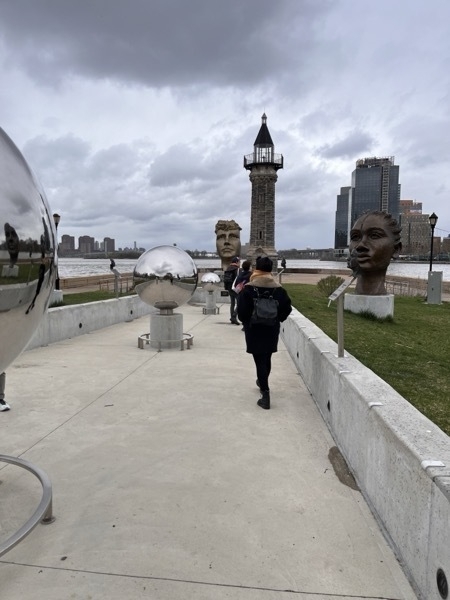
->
[0,455,54,557]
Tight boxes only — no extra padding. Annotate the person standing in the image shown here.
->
[237,256,292,410]
[0,372,10,411]
[223,256,240,325]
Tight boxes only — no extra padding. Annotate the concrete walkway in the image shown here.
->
[0,303,417,599]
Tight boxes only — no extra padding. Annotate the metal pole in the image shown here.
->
[429,225,435,272]
[337,294,344,358]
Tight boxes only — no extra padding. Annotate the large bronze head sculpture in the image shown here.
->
[215,219,242,270]
[348,211,402,295]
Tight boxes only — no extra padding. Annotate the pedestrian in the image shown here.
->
[233,259,252,294]
[0,372,10,411]
[281,257,286,269]
[232,260,252,330]
[223,256,241,325]
[237,256,292,410]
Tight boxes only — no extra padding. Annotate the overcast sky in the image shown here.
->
[1,0,449,252]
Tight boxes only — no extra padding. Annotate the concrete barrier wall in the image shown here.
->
[281,307,450,600]
[27,295,153,350]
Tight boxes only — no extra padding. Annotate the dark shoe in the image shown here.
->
[257,391,270,410]
[0,399,10,411]
[230,317,240,325]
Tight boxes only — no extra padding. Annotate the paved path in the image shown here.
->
[0,304,417,599]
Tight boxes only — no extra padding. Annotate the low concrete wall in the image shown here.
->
[27,295,154,350]
[281,308,450,600]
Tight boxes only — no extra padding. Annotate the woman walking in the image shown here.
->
[237,256,292,410]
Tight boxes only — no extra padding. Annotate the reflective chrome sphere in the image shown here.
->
[133,245,198,309]
[201,271,221,292]
[0,129,57,373]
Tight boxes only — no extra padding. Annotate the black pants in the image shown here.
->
[229,290,238,320]
[252,353,272,392]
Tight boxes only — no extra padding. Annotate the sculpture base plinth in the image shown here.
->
[2,265,18,278]
[203,291,220,315]
[150,312,183,349]
[344,294,394,319]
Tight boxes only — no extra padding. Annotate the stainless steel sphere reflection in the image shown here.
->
[0,129,57,373]
[201,271,221,292]
[133,245,198,309]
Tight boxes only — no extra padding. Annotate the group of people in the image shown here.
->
[223,255,292,410]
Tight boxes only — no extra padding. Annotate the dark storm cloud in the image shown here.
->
[0,0,331,89]
[317,130,376,160]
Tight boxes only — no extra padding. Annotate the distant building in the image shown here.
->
[60,234,75,253]
[334,187,350,249]
[334,156,400,249]
[398,201,443,256]
[104,237,115,253]
[244,113,283,263]
[78,235,95,254]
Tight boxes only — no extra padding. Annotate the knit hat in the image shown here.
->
[255,256,273,272]
[231,256,240,264]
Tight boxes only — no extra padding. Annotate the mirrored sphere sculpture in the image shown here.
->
[201,271,221,292]
[133,245,198,309]
[0,129,57,373]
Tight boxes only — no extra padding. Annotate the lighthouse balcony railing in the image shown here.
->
[243,153,284,169]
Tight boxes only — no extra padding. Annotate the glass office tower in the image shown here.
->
[334,156,401,249]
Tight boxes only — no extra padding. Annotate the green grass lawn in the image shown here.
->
[50,290,135,306]
[285,283,450,436]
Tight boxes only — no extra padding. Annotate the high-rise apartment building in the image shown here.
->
[334,156,401,249]
[60,234,75,253]
[78,235,95,254]
[104,237,115,253]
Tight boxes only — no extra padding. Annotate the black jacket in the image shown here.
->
[237,275,292,354]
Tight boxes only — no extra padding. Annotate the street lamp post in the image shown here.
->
[429,212,438,272]
[427,212,442,304]
[52,213,61,290]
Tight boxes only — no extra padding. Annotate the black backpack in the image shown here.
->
[223,268,237,291]
[250,287,279,327]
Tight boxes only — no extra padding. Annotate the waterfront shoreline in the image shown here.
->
[60,268,450,299]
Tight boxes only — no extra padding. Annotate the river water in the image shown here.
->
[58,257,450,282]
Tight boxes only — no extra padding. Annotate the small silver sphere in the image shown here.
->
[133,245,198,309]
[0,129,57,373]
[201,271,221,292]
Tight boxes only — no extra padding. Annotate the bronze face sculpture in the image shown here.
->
[215,219,242,270]
[348,211,402,295]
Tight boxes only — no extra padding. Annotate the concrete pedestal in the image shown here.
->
[344,293,394,319]
[203,291,220,315]
[150,312,183,349]
[2,265,19,277]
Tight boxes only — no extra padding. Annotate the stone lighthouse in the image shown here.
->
[243,113,283,265]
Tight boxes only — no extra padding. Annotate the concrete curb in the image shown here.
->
[281,307,450,600]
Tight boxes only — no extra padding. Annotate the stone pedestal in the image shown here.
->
[2,265,19,277]
[150,312,183,349]
[344,294,394,319]
[203,290,219,315]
